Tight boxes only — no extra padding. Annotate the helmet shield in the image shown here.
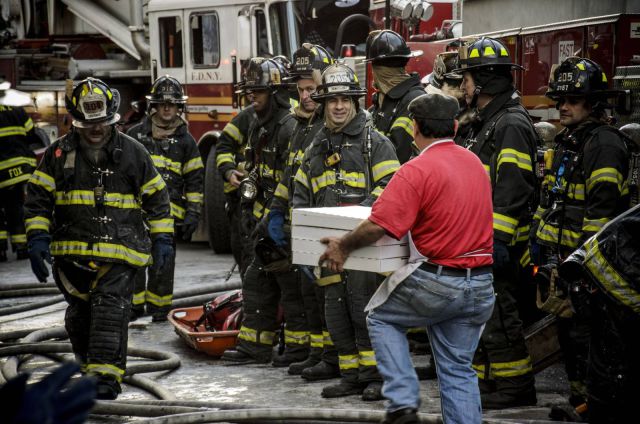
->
[146,75,188,104]
[311,63,367,102]
[545,57,616,100]
[66,78,120,128]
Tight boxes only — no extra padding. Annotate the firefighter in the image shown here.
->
[24,77,173,400]
[453,37,538,409]
[220,57,301,365]
[292,63,400,400]
[0,81,40,261]
[532,56,629,410]
[127,75,204,322]
[558,204,640,424]
[365,30,424,164]
[266,44,338,374]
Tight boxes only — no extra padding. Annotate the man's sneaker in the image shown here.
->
[221,349,270,364]
[96,378,121,400]
[362,381,384,401]
[381,407,419,424]
[320,380,365,398]
[301,360,340,381]
[288,355,321,375]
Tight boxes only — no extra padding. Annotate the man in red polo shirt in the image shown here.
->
[320,92,494,424]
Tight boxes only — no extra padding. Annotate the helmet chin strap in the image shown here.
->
[469,85,482,109]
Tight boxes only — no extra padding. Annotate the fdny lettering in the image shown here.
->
[191,71,221,81]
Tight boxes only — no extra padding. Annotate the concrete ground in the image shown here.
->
[0,242,573,423]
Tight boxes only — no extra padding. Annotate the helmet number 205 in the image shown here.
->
[557,72,574,83]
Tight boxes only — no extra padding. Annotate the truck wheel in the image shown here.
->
[205,146,231,253]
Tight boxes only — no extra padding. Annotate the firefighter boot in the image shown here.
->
[481,376,537,409]
[381,408,419,424]
[301,360,340,381]
[96,376,121,400]
[221,349,271,364]
[415,355,437,380]
[130,306,145,322]
[288,348,322,375]
[272,349,309,368]
[321,379,366,398]
[362,381,384,401]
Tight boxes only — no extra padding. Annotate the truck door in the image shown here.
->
[149,11,187,84]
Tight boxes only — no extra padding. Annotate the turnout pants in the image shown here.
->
[301,272,338,365]
[324,270,382,384]
[132,239,176,317]
[53,260,136,383]
[0,184,27,251]
[225,192,246,276]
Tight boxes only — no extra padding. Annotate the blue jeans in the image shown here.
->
[367,267,494,424]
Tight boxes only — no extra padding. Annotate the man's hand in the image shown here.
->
[181,211,199,241]
[319,237,348,273]
[225,169,245,188]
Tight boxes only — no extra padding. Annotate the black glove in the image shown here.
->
[493,240,511,270]
[3,362,97,424]
[152,234,174,272]
[181,211,199,241]
[28,233,52,283]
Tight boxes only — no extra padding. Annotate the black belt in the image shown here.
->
[419,262,491,277]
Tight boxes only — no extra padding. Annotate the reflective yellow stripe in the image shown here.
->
[536,223,581,249]
[584,237,640,313]
[0,125,28,137]
[170,202,186,220]
[0,156,37,171]
[339,354,359,370]
[316,273,342,286]
[583,217,609,233]
[186,192,203,204]
[520,248,531,267]
[223,122,243,144]
[359,350,377,367]
[310,333,323,348]
[274,182,289,201]
[237,326,258,343]
[371,160,400,182]
[258,163,283,182]
[493,212,518,236]
[587,167,624,193]
[371,186,383,198]
[10,234,26,244]
[567,183,585,201]
[294,168,310,189]
[284,330,309,345]
[50,240,150,267]
[390,116,414,138]
[151,155,182,175]
[473,357,532,379]
[29,170,56,192]
[183,157,204,174]
[0,231,7,240]
[104,193,139,209]
[140,174,166,197]
[24,117,34,132]
[216,152,235,167]
[252,200,268,220]
[25,216,51,233]
[533,205,546,221]
[497,148,532,172]
[132,291,146,306]
[259,330,276,345]
[338,170,366,188]
[146,291,172,307]
[56,190,141,208]
[223,181,236,194]
[0,172,31,188]
[472,363,486,379]
[311,171,336,194]
[86,363,124,382]
[322,331,334,346]
[148,218,174,234]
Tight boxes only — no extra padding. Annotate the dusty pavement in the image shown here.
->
[0,242,572,423]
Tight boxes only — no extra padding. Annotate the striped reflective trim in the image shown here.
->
[473,356,532,379]
[148,218,174,234]
[310,333,323,348]
[132,291,146,306]
[390,116,414,137]
[493,212,518,236]
[339,354,359,370]
[140,174,166,197]
[24,118,34,132]
[322,331,334,346]
[25,216,51,233]
[29,170,56,192]
[223,122,243,144]
[86,363,124,382]
[294,168,310,189]
[50,240,150,267]
[0,172,31,188]
[105,193,139,209]
[583,237,640,313]
[533,205,546,221]
[151,155,182,175]
[0,231,7,240]
[55,190,94,206]
[338,171,366,188]
[520,248,531,267]
[372,160,400,182]
[583,217,609,233]
[170,202,186,220]
[311,171,336,194]
[274,182,288,200]
[514,224,530,243]
[497,148,532,172]
[252,200,268,220]
[223,181,236,193]
[316,273,342,286]
[183,157,204,174]
[287,151,296,167]
[146,291,172,307]
[587,167,624,193]
[10,234,26,244]
[284,330,309,345]
[472,363,487,379]
[359,350,377,367]
[371,186,383,198]
[536,222,581,249]
[568,183,585,201]
[0,156,37,171]
[260,330,276,345]
[237,326,258,343]
[258,163,283,182]
[216,152,235,167]
[186,192,203,204]
[0,125,28,137]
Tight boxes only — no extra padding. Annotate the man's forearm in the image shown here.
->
[341,219,386,254]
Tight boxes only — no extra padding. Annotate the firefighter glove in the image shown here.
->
[152,234,174,272]
[4,361,97,424]
[493,239,510,270]
[28,233,52,283]
[181,211,199,241]
[268,209,286,247]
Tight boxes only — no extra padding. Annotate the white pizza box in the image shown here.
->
[293,238,408,259]
[291,206,408,245]
[292,251,408,273]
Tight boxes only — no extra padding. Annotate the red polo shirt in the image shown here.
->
[369,139,493,268]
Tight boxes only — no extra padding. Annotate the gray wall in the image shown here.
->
[462,0,640,35]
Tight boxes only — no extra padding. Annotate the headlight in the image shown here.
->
[239,178,258,201]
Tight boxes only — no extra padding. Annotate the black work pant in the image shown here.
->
[301,271,338,364]
[0,184,27,251]
[325,271,381,384]
[132,239,176,317]
[238,200,257,281]
[236,258,308,360]
[53,260,136,382]
[225,192,245,276]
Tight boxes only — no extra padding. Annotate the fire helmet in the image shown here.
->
[453,37,523,73]
[146,75,188,104]
[425,51,462,89]
[288,43,334,81]
[545,57,615,101]
[364,29,422,66]
[65,77,120,128]
[237,57,288,94]
[311,63,367,102]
